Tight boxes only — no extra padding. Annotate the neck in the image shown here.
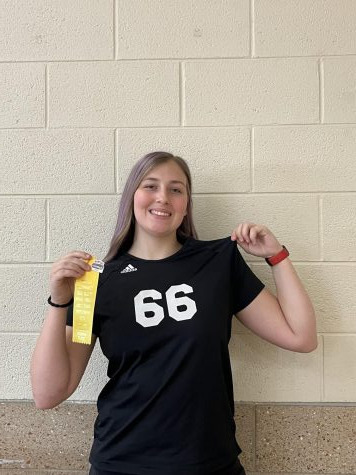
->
[128,233,182,260]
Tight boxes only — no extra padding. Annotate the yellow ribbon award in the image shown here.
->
[73,257,104,344]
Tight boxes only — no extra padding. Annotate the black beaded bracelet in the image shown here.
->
[47,295,74,308]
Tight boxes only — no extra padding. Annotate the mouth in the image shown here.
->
[149,209,172,217]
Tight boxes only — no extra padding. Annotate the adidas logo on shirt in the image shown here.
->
[120,264,138,274]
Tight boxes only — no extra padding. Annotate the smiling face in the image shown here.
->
[133,160,188,241]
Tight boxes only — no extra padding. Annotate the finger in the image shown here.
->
[69,257,92,271]
[51,260,91,279]
[53,257,92,273]
[52,252,91,269]
[65,251,91,260]
[249,226,257,244]
[52,266,88,281]
[235,223,243,242]
[241,222,254,243]
[52,252,91,266]
[53,270,83,281]
[249,225,264,244]
[52,263,85,277]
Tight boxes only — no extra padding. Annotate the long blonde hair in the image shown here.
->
[104,151,198,262]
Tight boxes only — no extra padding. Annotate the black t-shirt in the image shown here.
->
[67,237,264,475]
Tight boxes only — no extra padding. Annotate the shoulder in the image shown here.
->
[179,236,239,262]
[97,255,125,288]
[186,236,236,254]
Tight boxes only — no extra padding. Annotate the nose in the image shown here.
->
[156,187,169,204]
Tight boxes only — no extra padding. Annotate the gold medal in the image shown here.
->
[73,257,104,344]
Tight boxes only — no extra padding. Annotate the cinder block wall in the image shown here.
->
[1,1,356,474]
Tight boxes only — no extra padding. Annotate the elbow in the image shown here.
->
[34,399,58,410]
[33,395,66,410]
[295,336,318,353]
[299,342,318,353]
[31,374,70,410]
[32,388,69,410]
[294,311,318,353]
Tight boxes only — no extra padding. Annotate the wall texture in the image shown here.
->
[1,0,356,473]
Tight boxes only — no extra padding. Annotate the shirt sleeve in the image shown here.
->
[66,303,101,337]
[231,242,265,314]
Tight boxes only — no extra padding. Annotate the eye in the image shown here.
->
[144,184,156,190]
[172,188,182,194]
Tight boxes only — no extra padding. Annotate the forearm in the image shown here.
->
[30,307,71,408]
[272,257,317,350]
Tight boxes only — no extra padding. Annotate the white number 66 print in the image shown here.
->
[134,284,197,328]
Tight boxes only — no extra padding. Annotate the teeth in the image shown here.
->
[150,209,170,217]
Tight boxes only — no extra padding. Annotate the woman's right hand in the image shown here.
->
[49,251,92,305]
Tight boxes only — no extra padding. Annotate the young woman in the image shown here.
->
[31,151,317,475]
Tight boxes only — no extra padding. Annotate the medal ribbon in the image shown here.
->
[73,257,104,344]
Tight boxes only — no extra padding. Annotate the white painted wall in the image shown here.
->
[1,0,355,402]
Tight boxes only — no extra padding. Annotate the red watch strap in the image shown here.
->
[265,245,289,266]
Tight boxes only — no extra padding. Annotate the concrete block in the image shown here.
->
[0,63,44,128]
[0,129,115,194]
[117,0,249,58]
[250,406,356,473]
[324,57,356,123]
[234,404,255,470]
[316,407,356,471]
[1,333,106,401]
[255,0,356,56]
[246,264,356,333]
[322,195,356,261]
[0,266,49,332]
[229,334,322,402]
[184,59,319,125]
[116,127,251,193]
[255,406,320,473]
[48,196,120,261]
[49,62,179,127]
[324,335,356,401]
[1,401,94,471]
[254,126,356,192]
[1,334,38,399]
[193,194,319,261]
[0,0,113,60]
[0,198,46,262]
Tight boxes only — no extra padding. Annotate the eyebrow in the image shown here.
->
[142,177,186,186]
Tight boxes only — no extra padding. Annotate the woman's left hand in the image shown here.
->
[231,222,283,258]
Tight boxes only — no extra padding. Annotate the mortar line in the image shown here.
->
[250,0,255,58]
[113,0,118,60]
[2,54,356,63]
[179,62,185,126]
[45,199,49,261]
[114,129,118,193]
[45,64,49,129]
[319,194,323,261]
[250,126,254,192]
[319,58,325,123]
[4,123,356,130]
